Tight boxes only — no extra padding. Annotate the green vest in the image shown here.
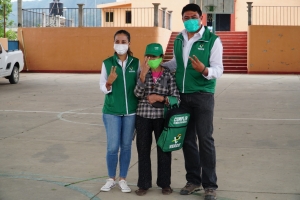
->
[174,26,218,93]
[102,54,139,115]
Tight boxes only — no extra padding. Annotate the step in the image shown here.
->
[221,39,247,43]
[223,56,247,59]
[166,42,248,47]
[223,49,247,52]
[223,51,247,54]
[218,35,247,39]
[164,55,174,60]
[224,66,248,70]
[165,48,173,51]
[223,58,247,63]
[223,70,248,74]
[223,53,247,56]
[222,43,247,46]
[216,31,247,35]
[223,46,247,49]
[223,60,247,64]
[223,63,247,66]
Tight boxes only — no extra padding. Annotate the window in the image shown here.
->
[105,12,114,22]
[125,11,132,24]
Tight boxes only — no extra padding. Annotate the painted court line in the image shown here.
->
[219,117,300,121]
[1,109,299,121]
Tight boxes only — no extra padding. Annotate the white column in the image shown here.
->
[18,0,23,27]
[78,4,85,27]
[162,7,167,28]
[152,3,160,27]
[42,12,46,27]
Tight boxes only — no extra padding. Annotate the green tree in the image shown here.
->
[0,0,16,39]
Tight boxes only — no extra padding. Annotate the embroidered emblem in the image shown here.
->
[128,66,135,73]
[198,44,204,50]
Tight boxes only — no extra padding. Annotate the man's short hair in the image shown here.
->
[181,3,202,16]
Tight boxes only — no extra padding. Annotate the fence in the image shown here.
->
[23,8,76,27]
[22,7,172,29]
[247,4,300,26]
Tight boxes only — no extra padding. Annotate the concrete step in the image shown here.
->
[224,66,248,70]
[223,49,247,55]
[164,31,248,74]
[216,31,247,35]
[222,42,247,46]
[223,46,247,52]
[224,63,247,66]
[221,36,247,39]
[223,70,248,74]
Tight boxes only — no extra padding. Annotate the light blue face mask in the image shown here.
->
[184,19,200,33]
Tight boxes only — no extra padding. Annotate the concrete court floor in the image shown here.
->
[0,73,299,200]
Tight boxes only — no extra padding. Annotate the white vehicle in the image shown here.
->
[0,43,24,84]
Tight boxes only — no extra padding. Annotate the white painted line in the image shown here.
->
[0,109,104,126]
[57,108,104,126]
[0,110,61,114]
[2,110,299,122]
[0,110,103,115]
[219,117,300,121]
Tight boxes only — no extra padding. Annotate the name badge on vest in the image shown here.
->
[198,44,205,51]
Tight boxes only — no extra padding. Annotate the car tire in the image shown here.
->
[9,66,19,84]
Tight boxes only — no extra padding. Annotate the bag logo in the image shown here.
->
[198,44,204,51]
[172,134,181,144]
[169,134,182,149]
[173,116,188,124]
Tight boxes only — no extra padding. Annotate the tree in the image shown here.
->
[0,0,16,39]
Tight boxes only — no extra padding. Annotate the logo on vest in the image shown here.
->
[128,66,136,73]
[198,44,205,51]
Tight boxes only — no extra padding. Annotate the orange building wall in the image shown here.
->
[248,25,300,73]
[18,27,172,72]
[0,38,8,50]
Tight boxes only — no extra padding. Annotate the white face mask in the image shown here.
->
[114,44,129,55]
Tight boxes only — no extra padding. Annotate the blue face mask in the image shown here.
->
[184,19,200,33]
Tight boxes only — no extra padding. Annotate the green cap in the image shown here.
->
[145,43,163,56]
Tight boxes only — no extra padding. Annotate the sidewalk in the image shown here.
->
[0,73,299,200]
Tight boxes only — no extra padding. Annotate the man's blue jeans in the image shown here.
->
[180,92,218,189]
[103,114,136,178]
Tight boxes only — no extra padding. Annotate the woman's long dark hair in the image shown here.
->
[114,30,133,56]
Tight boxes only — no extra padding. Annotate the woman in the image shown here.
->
[134,43,180,196]
[99,30,139,193]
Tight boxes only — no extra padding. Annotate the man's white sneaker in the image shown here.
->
[118,180,131,193]
[100,178,116,192]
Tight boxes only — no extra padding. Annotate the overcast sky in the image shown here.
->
[11,0,43,2]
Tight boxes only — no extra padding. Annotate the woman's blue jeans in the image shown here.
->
[103,114,136,178]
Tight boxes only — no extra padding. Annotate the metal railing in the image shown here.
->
[247,4,300,26]
[22,8,97,27]
[22,7,172,29]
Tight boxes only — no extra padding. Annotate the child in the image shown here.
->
[134,43,180,196]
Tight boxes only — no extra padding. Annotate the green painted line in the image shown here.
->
[0,173,236,200]
[171,188,236,200]
[52,181,101,200]
[64,176,108,187]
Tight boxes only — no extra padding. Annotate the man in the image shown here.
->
[162,3,223,200]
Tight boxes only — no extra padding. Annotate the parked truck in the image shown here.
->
[0,43,24,84]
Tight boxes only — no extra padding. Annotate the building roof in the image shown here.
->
[97,2,131,9]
